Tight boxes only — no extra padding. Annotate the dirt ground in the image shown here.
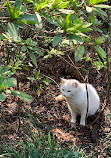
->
[0,55,111,157]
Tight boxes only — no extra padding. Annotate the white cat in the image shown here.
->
[59,78,100,126]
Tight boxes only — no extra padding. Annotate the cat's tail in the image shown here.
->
[55,95,66,102]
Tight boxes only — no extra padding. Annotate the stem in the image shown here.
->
[16,74,21,130]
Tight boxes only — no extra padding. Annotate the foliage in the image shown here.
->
[0,65,33,102]
[0,124,93,158]
[0,0,111,66]
[28,70,52,96]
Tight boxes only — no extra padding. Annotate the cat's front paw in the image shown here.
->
[71,119,76,124]
[80,121,85,126]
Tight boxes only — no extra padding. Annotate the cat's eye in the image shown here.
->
[67,90,70,92]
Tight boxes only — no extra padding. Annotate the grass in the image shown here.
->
[0,118,94,158]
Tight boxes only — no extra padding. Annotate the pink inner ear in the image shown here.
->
[72,82,78,87]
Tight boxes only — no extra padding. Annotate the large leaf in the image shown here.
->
[0,77,17,90]
[3,65,10,73]
[7,1,14,18]
[18,14,38,24]
[95,45,106,63]
[52,35,62,47]
[28,47,44,56]
[93,27,103,33]
[7,22,21,41]
[6,78,17,88]
[95,8,108,17]
[75,45,85,62]
[6,90,34,103]
[34,48,44,56]
[89,0,107,5]
[28,49,37,68]
[0,92,6,102]
[94,4,111,8]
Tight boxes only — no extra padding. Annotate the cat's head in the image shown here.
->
[60,78,79,98]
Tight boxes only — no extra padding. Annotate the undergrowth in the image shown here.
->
[0,119,94,158]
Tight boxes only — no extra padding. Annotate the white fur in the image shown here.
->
[60,79,100,126]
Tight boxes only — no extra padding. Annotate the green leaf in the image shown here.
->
[35,12,43,29]
[75,32,88,37]
[25,38,32,45]
[0,92,6,102]
[95,8,108,17]
[37,88,41,97]
[75,45,85,62]
[89,0,107,5]
[7,22,21,41]
[7,1,14,18]
[49,0,62,10]
[6,78,17,88]
[28,49,37,68]
[7,0,21,19]
[58,9,75,14]
[23,66,30,71]
[0,66,3,74]
[67,34,83,43]
[27,77,36,81]
[18,14,38,24]
[14,0,21,10]
[7,90,34,102]
[0,77,17,90]
[52,35,62,47]
[86,6,93,13]
[40,12,54,24]
[95,45,106,63]
[62,14,70,31]
[93,27,103,32]
[21,45,27,52]
[95,36,105,45]
[57,2,69,9]
[94,4,111,8]
[28,46,43,56]
[34,48,44,56]
[3,65,10,73]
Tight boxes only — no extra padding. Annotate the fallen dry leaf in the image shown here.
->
[52,128,82,144]
[76,132,84,136]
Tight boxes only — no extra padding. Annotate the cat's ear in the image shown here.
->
[72,82,78,88]
[61,78,66,84]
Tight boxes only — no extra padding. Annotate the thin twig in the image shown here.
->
[41,73,60,88]
[59,55,85,81]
